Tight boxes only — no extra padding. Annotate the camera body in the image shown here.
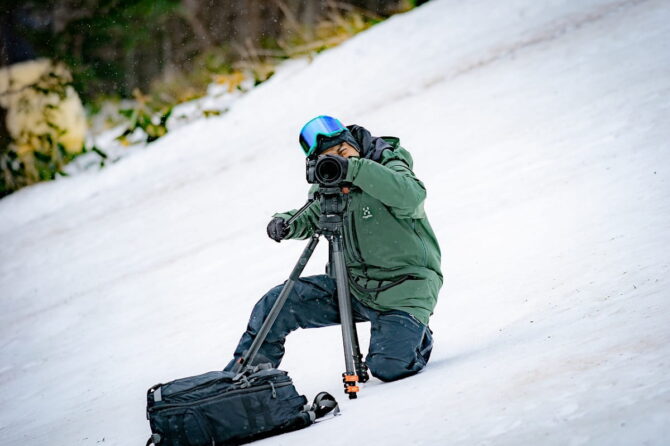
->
[306,155,349,187]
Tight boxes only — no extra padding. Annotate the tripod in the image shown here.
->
[231,186,370,399]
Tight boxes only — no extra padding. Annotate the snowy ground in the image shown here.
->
[1,0,670,444]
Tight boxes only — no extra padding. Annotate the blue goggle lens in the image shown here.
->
[299,116,346,157]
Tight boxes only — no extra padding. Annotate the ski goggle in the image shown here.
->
[298,115,347,157]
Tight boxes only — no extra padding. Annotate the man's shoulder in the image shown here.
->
[379,138,414,169]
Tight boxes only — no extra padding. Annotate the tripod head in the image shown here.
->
[284,184,351,238]
[315,186,349,237]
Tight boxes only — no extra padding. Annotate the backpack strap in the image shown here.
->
[304,391,340,422]
[146,433,161,445]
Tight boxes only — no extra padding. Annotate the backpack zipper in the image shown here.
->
[160,370,288,400]
[150,380,293,411]
[161,376,231,400]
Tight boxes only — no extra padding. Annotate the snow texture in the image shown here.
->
[1,0,669,444]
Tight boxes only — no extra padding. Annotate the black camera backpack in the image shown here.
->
[145,365,338,446]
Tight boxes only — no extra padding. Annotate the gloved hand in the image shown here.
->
[266,217,289,242]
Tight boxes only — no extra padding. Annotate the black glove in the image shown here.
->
[266,217,289,242]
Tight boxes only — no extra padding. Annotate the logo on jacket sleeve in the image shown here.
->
[362,206,373,219]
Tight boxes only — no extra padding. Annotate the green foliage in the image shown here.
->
[1,133,76,197]
[151,4,386,110]
[18,1,410,103]
[149,47,236,106]
[104,3,405,147]
[0,133,110,197]
[202,109,222,117]
[116,90,173,144]
[21,0,182,99]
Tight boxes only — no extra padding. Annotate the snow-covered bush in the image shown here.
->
[0,59,87,196]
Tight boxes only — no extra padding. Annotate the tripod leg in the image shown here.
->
[330,235,368,398]
[350,320,369,383]
[232,235,320,374]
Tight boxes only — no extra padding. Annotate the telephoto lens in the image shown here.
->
[305,155,348,186]
[316,157,343,185]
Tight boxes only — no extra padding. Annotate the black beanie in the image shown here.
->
[313,129,361,157]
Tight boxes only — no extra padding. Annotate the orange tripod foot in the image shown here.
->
[343,373,360,399]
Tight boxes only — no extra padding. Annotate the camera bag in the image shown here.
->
[145,365,338,446]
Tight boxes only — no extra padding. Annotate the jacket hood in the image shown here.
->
[347,125,394,162]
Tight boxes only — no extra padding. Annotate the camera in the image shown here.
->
[306,155,349,187]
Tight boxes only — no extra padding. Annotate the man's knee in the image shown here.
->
[366,355,425,382]
[250,276,337,334]
[250,283,297,332]
[255,275,332,314]
[249,285,282,324]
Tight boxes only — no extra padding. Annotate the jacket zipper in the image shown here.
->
[150,381,293,411]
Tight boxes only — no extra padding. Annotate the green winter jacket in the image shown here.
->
[274,138,442,325]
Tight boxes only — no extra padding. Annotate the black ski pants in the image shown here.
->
[225,275,433,382]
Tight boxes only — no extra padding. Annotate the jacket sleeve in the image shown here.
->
[345,157,426,219]
[273,191,321,240]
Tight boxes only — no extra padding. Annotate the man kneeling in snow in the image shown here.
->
[225,116,442,382]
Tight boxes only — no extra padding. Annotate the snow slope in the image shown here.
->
[1,0,669,444]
